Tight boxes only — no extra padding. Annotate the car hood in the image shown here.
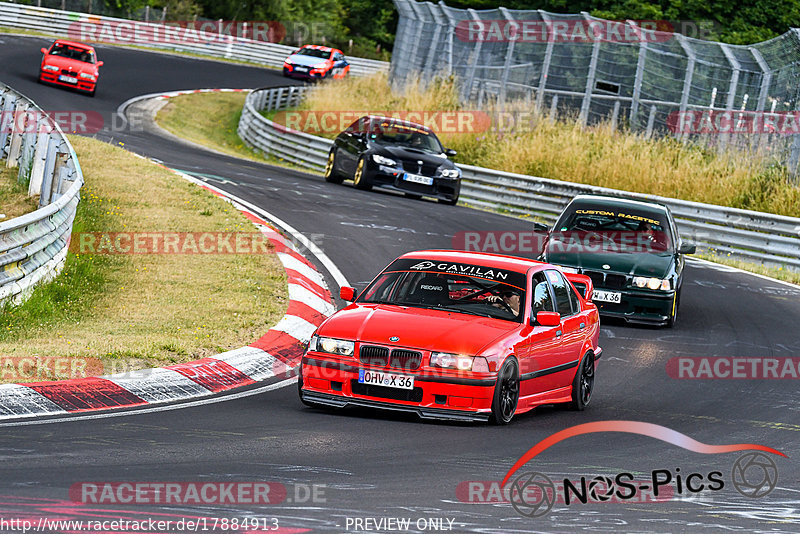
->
[286,54,329,67]
[545,245,674,278]
[317,304,517,356]
[43,56,97,74]
[373,146,454,168]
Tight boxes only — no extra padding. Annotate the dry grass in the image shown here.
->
[302,73,800,217]
[0,166,38,220]
[0,136,287,382]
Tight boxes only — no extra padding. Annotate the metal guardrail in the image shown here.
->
[0,2,389,77]
[0,82,83,306]
[239,85,800,271]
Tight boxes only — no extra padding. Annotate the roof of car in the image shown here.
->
[398,249,547,275]
[300,44,340,53]
[570,194,669,216]
[53,39,95,51]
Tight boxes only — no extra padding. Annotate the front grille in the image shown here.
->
[351,380,424,402]
[61,69,76,75]
[360,345,389,367]
[583,270,628,289]
[399,159,438,176]
[389,349,422,371]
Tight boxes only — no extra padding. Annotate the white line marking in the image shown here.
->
[0,378,296,427]
[278,252,327,287]
[272,314,319,342]
[687,257,799,289]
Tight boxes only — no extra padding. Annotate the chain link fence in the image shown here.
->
[391,0,800,174]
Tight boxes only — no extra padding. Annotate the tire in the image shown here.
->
[666,288,681,328]
[490,357,520,424]
[353,157,372,190]
[324,150,344,184]
[569,352,595,411]
[438,194,459,206]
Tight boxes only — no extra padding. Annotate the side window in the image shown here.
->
[567,282,581,313]
[531,273,554,316]
[344,118,360,134]
[546,270,575,317]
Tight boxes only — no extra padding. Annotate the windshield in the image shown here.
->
[369,122,444,154]
[553,205,673,254]
[50,44,95,63]
[358,259,527,322]
[295,48,332,59]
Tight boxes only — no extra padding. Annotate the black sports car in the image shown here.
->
[323,116,462,205]
[539,195,696,327]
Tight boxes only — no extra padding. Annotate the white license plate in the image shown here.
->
[403,173,433,185]
[58,75,78,84]
[294,67,307,72]
[358,369,414,390]
[593,290,622,304]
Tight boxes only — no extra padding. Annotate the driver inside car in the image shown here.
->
[486,289,521,316]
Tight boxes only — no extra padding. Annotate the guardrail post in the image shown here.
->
[645,105,657,138]
[788,134,800,178]
[28,129,49,196]
[39,134,59,207]
[549,95,558,123]
[628,21,647,128]
[6,102,28,168]
[611,101,621,130]
[462,9,484,101]
[579,13,601,127]
[676,35,696,142]
[0,91,15,159]
[535,11,554,113]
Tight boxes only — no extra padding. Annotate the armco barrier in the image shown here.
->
[0,2,388,77]
[0,82,83,306]
[238,85,800,271]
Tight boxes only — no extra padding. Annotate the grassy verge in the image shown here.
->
[155,92,313,172]
[0,136,287,382]
[299,73,800,218]
[0,166,38,220]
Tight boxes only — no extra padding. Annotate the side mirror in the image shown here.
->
[678,243,696,255]
[41,48,48,54]
[533,221,549,233]
[535,311,561,327]
[445,148,457,157]
[96,61,104,67]
[340,286,356,301]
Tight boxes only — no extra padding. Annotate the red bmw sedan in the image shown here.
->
[39,40,103,96]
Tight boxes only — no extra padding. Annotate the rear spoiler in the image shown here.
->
[564,272,593,301]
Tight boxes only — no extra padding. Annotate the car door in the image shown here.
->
[545,269,587,387]
[517,272,563,398]
[338,117,368,174]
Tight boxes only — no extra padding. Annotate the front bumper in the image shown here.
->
[283,66,327,79]
[299,355,495,421]
[39,71,96,93]
[370,164,460,202]
[595,288,676,325]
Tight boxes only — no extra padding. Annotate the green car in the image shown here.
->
[539,195,696,327]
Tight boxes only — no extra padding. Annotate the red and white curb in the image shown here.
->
[0,169,339,421]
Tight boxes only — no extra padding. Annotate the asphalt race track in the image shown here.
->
[1,35,799,533]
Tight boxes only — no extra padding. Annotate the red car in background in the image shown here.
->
[283,45,350,81]
[39,40,103,96]
[299,250,602,424]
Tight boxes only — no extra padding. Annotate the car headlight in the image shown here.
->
[79,73,96,80]
[284,59,293,65]
[633,276,671,291]
[372,154,396,166]
[308,335,355,356]
[42,65,59,72]
[312,63,327,70]
[439,168,460,178]
[430,352,488,372]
